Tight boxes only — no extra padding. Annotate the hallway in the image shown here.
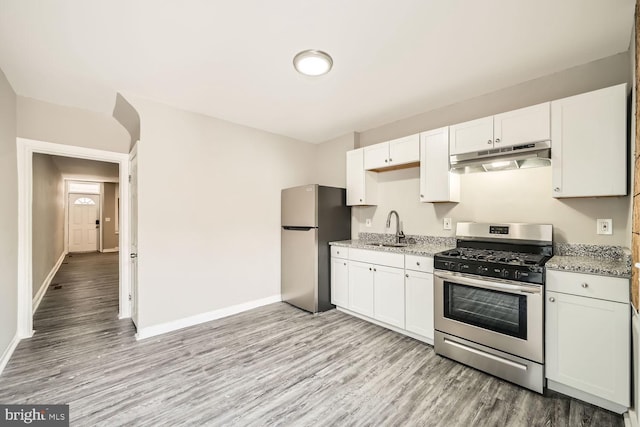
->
[0,252,134,420]
[0,253,624,426]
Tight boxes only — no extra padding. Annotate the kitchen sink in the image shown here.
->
[366,242,409,248]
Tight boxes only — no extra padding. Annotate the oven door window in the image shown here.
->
[444,281,527,339]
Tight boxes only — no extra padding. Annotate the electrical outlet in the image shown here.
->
[443,218,452,230]
[596,218,612,235]
[365,218,372,228]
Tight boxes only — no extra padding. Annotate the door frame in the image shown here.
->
[17,137,131,338]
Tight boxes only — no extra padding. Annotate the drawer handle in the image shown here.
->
[369,267,372,271]
[549,297,555,302]
[581,283,589,288]
[405,274,409,278]
[337,251,340,254]
[343,262,346,266]
[416,262,420,266]
[373,268,377,272]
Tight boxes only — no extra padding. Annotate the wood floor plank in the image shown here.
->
[0,252,625,426]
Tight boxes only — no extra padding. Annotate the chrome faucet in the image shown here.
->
[386,210,405,244]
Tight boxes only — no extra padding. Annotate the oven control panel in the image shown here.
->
[433,258,544,284]
[489,225,509,235]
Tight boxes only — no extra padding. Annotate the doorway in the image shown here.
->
[17,138,132,338]
[68,193,100,253]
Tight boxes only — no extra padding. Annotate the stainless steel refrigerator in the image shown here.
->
[281,185,351,313]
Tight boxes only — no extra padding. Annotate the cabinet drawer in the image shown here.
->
[404,254,433,273]
[546,270,629,303]
[331,246,349,259]
[349,248,404,268]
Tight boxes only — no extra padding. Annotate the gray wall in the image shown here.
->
[128,96,316,330]
[359,52,631,146]
[17,97,131,153]
[102,182,119,249]
[0,67,18,356]
[347,52,633,246]
[31,154,65,297]
[314,132,358,188]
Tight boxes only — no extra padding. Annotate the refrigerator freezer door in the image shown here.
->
[281,227,318,312]
[281,185,317,227]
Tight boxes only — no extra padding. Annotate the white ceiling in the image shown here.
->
[0,1,635,143]
[50,155,119,181]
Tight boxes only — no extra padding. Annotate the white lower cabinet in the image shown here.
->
[348,260,375,317]
[405,270,434,340]
[331,247,434,344]
[545,270,630,413]
[373,265,405,329]
[331,257,349,307]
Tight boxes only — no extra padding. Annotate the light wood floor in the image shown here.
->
[0,252,624,426]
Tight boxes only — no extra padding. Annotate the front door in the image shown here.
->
[68,194,99,252]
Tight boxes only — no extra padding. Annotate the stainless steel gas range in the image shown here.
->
[433,222,553,393]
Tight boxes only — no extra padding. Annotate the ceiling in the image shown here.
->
[0,1,635,143]
[49,155,119,181]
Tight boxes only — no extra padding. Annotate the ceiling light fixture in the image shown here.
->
[293,50,333,76]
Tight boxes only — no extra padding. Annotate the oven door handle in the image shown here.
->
[434,270,542,295]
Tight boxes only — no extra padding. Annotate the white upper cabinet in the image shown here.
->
[364,134,419,170]
[389,134,420,165]
[449,116,494,155]
[346,148,378,206]
[420,127,459,203]
[551,84,627,198]
[450,102,551,155]
[493,102,550,147]
[363,143,389,170]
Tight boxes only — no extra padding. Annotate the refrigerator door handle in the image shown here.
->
[282,226,317,231]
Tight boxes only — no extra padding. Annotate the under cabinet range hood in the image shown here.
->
[450,140,551,174]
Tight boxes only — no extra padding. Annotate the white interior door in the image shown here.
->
[129,147,139,326]
[68,194,99,252]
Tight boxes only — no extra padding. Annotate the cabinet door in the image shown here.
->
[420,127,459,203]
[405,270,434,340]
[363,142,389,170]
[331,257,349,307]
[449,116,494,155]
[546,291,630,406]
[348,261,374,317]
[346,149,365,205]
[551,84,627,198]
[373,265,405,328]
[493,102,550,148]
[389,134,419,166]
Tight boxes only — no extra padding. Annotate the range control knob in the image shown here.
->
[460,264,470,271]
[477,266,488,274]
[514,270,522,280]
[501,269,510,278]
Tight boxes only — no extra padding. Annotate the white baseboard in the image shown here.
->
[101,248,119,253]
[0,334,20,376]
[32,251,66,314]
[135,294,282,340]
[625,409,637,427]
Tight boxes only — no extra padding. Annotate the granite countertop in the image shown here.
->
[546,243,632,278]
[332,234,632,278]
[330,239,455,257]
